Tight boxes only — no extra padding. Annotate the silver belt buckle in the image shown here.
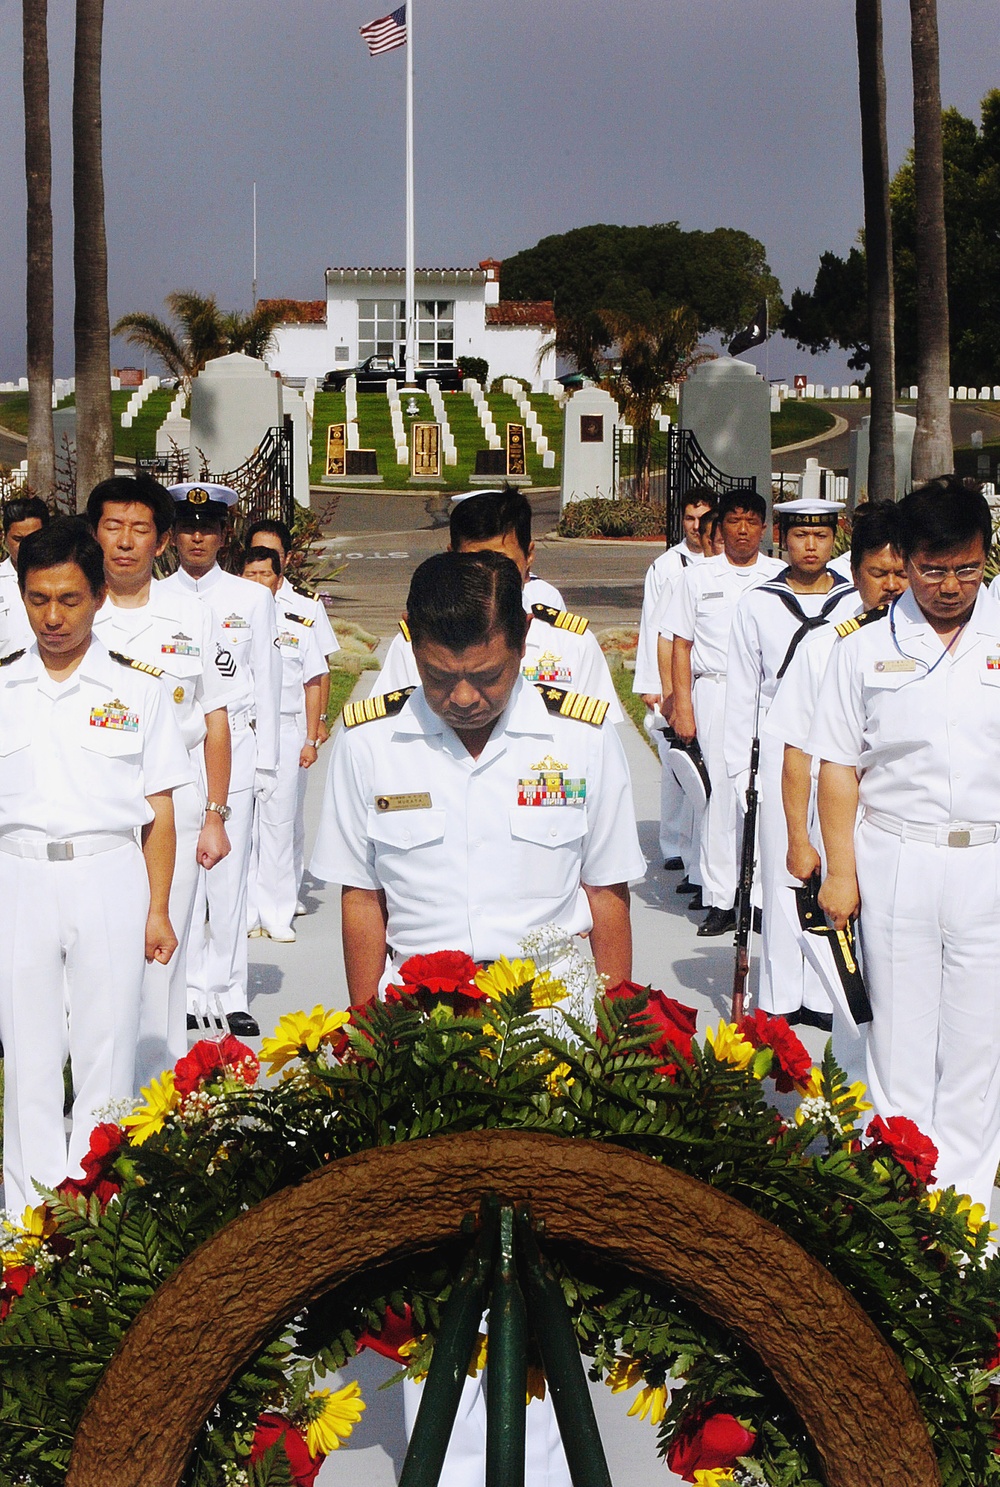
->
[947,828,971,848]
[46,840,74,861]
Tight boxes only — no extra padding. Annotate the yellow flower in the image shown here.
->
[20,1205,57,1242]
[544,1061,573,1095]
[693,1472,737,1487]
[260,1006,351,1073]
[924,1188,997,1240]
[304,1382,365,1455]
[844,1079,873,1113]
[122,1070,179,1145]
[704,1021,755,1071]
[606,1356,644,1393]
[467,1331,488,1376]
[475,956,567,1008]
[798,1066,824,1099]
[627,1384,668,1424]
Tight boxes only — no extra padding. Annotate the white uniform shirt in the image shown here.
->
[93,583,238,753]
[377,614,624,725]
[0,639,192,837]
[312,676,646,963]
[663,552,784,678]
[809,586,1000,824]
[633,542,705,694]
[762,623,843,753]
[828,551,855,582]
[523,576,564,612]
[277,577,340,658]
[160,564,282,772]
[724,570,858,778]
[273,595,329,716]
[0,555,33,659]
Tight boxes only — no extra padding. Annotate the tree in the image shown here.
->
[73,0,113,505]
[501,223,783,340]
[114,293,284,391]
[908,0,953,480]
[856,0,896,501]
[23,0,54,499]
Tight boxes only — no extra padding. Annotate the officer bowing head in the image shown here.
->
[18,516,106,671]
[407,549,528,756]
[898,475,992,633]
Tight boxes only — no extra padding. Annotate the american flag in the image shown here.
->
[360,5,406,55]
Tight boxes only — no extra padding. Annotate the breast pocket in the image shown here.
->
[367,807,447,874]
[0,728,33,796]
[80,724,143,792]
[508,806,588,896]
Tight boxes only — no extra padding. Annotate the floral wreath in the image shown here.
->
[2,950,1000,1487]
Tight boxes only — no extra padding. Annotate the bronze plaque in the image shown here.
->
[506,422,526,477]
[325,422,347,477]
[580,414,604,443]
[411,422,441,478]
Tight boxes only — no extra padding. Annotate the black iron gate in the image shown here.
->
[613,424,758,544]
[139,416,295,531]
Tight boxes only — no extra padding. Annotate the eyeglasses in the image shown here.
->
[912,563,984,585]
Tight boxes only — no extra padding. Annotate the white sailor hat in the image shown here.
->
[167,483,239,521]
[774,498,844,528]
[450,489,504,506]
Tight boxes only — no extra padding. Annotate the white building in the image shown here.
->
[263,259,556,390]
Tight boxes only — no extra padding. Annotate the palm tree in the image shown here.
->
[856,0,896,502]
[73,0,113,505]
[908,0,953,480]
[23,0,55,499]
[114,293,283,391]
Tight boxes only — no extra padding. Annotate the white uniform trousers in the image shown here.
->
[755,737,831,1019]
[693,675,737,910]
[187,723,255,1017]
[248,714,304,938]
[654,733,699,880]
[856,817,1000,1213]
[403,1373,570,1487]
[136,776,204,1090]
[0,841,147,1214]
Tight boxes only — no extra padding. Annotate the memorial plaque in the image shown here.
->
[506,422,527,476]
[475,449,507,476]
[325,423,347,478]
[580,414,604,443]
[411,422,441,478]
[346,449,379,476]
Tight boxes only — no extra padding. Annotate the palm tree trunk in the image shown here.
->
[856,0,896,501]
[23,0,55,499]
[908,0,953,481]
[73,0,113,506]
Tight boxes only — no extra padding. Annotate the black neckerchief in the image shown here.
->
[758,569,853,678]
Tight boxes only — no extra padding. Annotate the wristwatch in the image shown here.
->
[305,738,319,748]
[205,800,232,822]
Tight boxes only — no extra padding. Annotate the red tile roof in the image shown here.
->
[486,301,556,328]
[259,298,326,324]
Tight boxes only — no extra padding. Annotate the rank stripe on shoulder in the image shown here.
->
[531,603,589,635]
[282,611,314,627]
[535,684,608,727]
[834,603,889,639]
[0,648,24,667]
[342,686,415,729]
[398,617,411,642]
[109,649,164,678]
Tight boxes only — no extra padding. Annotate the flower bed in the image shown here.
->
[2,957,999,1486]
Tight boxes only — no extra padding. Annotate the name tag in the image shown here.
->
[375,792,433,812]
[874,659,916,673]
[701,591,724,600]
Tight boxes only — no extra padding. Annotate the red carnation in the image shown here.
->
[174,1035,259,1095]
[357,1303,416,1364]
[250,1412,323,1487]
[79,1122,125,1183]
[666,1405,757,1481]
[0,1264,35,1322]
[739,1010,811,1093]
[866,1114,938,1187]
[57,1175,121,1208]
[601,981,697,1076]
[395,950,485,1012]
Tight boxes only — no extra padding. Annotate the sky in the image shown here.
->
[0,0,997,385]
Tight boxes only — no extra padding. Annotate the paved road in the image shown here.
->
[772,400,1000,474]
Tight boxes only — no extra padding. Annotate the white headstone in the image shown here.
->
[847,412,916,505]
[679,357,772,526]
[957,387,968,401]
[909,386,918,400]
[156,416,191,456]
[280,387,312,506]
[188,352,282,474]
[560,386,618,507]
[849,386,860,399]
[980,387,991,401]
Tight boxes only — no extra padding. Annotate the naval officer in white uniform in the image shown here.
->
[0,518,190,1214]
[813,478,1000,1213]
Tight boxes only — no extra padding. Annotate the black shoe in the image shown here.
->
[675,876,698,895]
[782,1010,803,1026]
[226,1011,260,1037]
[752,907,763,934]
[697,906,736,937]
[687,888,704,911]
[186,1013,198,1031]
[798,1008,833,1032]
[663,856,684,871]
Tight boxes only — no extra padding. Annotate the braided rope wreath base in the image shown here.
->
[67,1130,940,1487]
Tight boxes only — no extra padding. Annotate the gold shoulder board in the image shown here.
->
[531,603,590,635]
[342,686,415,729]
[283,611,314,627]
[398,617,411,643]
[109,649,164,678]
[535,684,608,727]
[0,649,25,668]
[290,578,316,599]
[834,602,888,639]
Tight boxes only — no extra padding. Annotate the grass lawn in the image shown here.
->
[0,393,28,438]
[325,666,359,727]
[771,402,836,449]
[0,390,181,462]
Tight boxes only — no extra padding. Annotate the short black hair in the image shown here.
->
[406,550,528,653]
[247,518,293,554]
[243,545,281,577]
[2,496,50,533]
[681,484,717,514]
[718,488,766,523]
[18,516,106,598]
[449,486,532,559]
[849,500,904,571]
[699,509,720,537]
[86,474,176,536]
[897,476,993,560]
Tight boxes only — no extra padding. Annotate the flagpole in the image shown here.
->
[403,0,416,384]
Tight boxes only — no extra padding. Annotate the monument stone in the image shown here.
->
[560,386,618,507]
[679,358,772,527]
[188,353,282,476]
[847,413,916,505]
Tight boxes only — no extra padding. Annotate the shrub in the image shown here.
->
[457,356,489,387]
[558,497,666,539]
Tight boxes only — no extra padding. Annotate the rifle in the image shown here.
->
[732,667,764,1023]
